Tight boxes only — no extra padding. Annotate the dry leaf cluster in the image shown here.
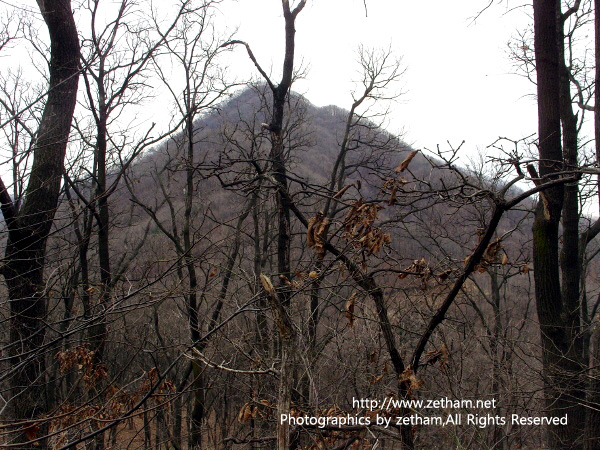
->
[370,362,389,385]
[398,257,429,280]
[382,176,408,206]
[424,344,448,370]
[465,236,515,274]
[399,367,424,397]
[343,199,391,255]
[55,345,107,388]
[307,211,330,257]
[47,362,176,447]
[237,399,274,423]
[398,257,453,289]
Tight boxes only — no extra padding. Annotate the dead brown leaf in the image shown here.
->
[24,423,40,445]
[399,367,424,395]
[237,403,253,423]
[259,274,275,296]
[395,150,418,173]
[307,212,329,257]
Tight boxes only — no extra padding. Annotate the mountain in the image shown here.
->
[120,84,534,267]
[43,84,545,449]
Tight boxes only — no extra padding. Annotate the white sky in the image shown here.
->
[1,0,539,158]
[215,0,538,155]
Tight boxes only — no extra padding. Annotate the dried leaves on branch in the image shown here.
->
[395,150,418,173]
[307,211,329,257]
[343,199,390,255]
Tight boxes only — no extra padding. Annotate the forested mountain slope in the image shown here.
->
[51,86,544,447]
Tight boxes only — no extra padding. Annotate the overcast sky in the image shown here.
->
[3,0,539,159]
[215,0,537,156]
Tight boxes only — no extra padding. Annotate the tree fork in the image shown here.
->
[2,0,79,447]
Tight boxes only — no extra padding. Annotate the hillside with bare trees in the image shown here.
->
[2,1,600,449]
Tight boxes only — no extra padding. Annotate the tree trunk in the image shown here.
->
[557,3,587,445]
[261,274,296,450]
[488,268,507,450]
[532,1,584,447]
[261,3,306,449]
[2,1,79,448]
[90,101,111,367]
[189,364,204,448]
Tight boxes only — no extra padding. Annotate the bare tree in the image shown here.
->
[129,2,233,446]
[223,2,306,448]
[0,0,79,448]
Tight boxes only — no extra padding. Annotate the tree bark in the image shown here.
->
[532,1,584,448]
[262,2,306,449]
[2,1,79,447]
[557,4,587,446]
